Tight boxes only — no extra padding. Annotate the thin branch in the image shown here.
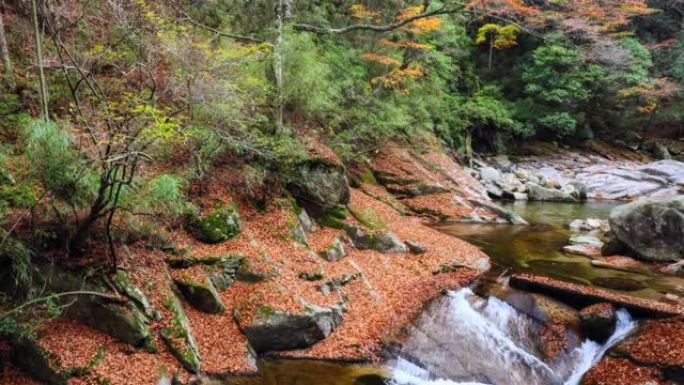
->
[1,291,124,321]
[294,4,466,34]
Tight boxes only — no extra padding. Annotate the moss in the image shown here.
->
[188,204,241,244]
[256,305,277,320]
[432,262,466,275]
[161,294,201,373]
[319,206,349,230]
[350,208,386,230]
[298,271,325,281]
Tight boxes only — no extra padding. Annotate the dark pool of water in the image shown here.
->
[435,200,684,301]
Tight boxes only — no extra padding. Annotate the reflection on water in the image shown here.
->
[435,201,684,300]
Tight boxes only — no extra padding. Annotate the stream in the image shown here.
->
[225,201,683,385]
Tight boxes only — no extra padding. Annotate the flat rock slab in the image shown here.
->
[509,274,684,318]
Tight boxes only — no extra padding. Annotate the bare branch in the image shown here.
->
[294,3,466,34]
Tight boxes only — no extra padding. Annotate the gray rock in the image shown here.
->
[479,167,501,184]
[485,183,504,199]
[562,244,601,258]
[319,238,347,262]
[346,226,407,253]
[405,240,428,254]
[527,183,578,202]
[663,260,684,276]
[241,304,343,353]
[174,277,225,314]
[512,192,528,201]
[161,294,202,373]
[610,197,684,261]
[290,224,309,246]
[297,209,316,233]
[288,160,350,210]
[490,155,513,171]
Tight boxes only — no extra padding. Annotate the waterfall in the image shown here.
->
[390,288,636,385]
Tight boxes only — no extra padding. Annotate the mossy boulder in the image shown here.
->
[174,276,225,314]
[287,160,350,214]
[22,265,154,350]
[319,238,346,262]
[10,334,69,385]
[346,226,407,253]
[188,205,241,244]
[609,197,684,262]
[160,294,201,373]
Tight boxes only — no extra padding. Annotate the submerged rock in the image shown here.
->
[240,304,343,353]
[579,303,616,343]
[609,197,684,261]
[568,234,604,248]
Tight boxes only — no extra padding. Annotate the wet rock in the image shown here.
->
[502,291,580,326]
[527,183,578,202]
[346,226,407,253]
[562,244,602,258]
[287,160,350,213]
[161,294,201,373]
[174,277,225,314]
[590,256,645,274]
[188,205,241,244]
[512,192,528,201]
[601,236,630,257]
[569,234,604,248]
[240,304,343,353]
[579,303,616,342]
[569,218,609,232]
[609,197,684,261]
[664,260,684,276]
[319,238,347,262]
[591,277,645,292]
[405,240,427,254]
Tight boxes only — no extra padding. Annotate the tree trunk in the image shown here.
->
[0,2,15,90]
[488,39,493,70]
[30,0,49,120]
[273,0,292,135]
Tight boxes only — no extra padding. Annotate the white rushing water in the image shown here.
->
[390,288,637,385]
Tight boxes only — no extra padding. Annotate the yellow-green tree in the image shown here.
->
[476,23,520,69]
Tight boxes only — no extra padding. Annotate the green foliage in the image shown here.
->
[138,174,197,220]
[536,112,578,138]
[22,119,93,205]
[0,229,32,289]
[350,207,386,230]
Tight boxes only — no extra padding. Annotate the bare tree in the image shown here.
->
[30,0,49,120]
[0,1,15,89]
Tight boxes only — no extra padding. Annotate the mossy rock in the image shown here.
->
[188,205,241,244]
[7,325,105,385]
[161,294,201,373]
[22,265,154,350]
[207,255,244,291]
[175,276,225,314]
[235,260,268,283]
[298,271,325,281]
[318,207,350,230]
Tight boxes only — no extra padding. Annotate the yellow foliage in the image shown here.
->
[362,53,401,66]
[371,64,425,93]
[350,4,378,19]
[475,24,520,49]
[379,39,432,50]
[396,5,441,34]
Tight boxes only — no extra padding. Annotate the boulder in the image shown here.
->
[479,167,501,184]
[319,238,347,262]
[297,209,316,233]
[609,197,684,261]
[562,244,602,258]
[174,277,225,314]
[579,303,616,342]
[240,304,343,353]
[489,155,513,171]
[527,183,578,202]
[188,205,241,244]
[664,261,684,276]
[287,160,350,212]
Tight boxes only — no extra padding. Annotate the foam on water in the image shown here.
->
[390,288,637,385]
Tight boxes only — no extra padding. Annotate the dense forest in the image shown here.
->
[0,1,683,384]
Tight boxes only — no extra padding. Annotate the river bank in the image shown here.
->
[2,139,683,385]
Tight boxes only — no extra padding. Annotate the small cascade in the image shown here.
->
[390,288,637,385]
